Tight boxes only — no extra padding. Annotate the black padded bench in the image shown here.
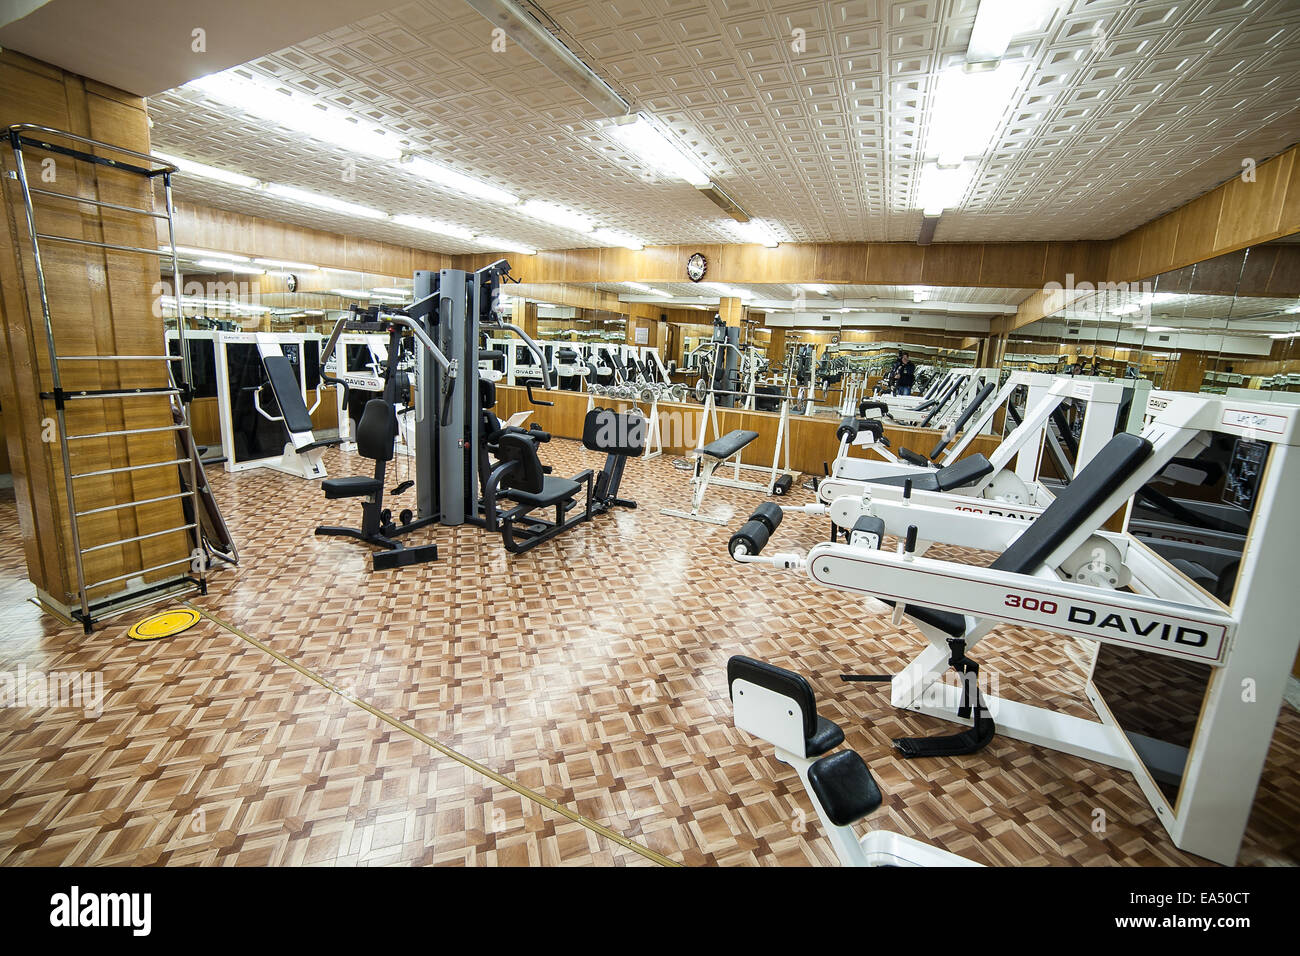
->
[889,432,1153,638]
[872,453,993,493]
[699,429,758,460]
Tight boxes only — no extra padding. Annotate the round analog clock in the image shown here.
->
[686,253,707,282]
[286,273,298,292]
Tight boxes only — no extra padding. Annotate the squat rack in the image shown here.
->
[3,124,206,631]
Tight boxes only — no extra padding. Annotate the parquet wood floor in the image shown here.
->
[1,440,1296,866]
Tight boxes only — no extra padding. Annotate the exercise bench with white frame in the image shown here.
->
[728,655,980,867]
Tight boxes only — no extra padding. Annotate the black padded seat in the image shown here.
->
[503,474,582,507]
[700,429,759,460]
[262,355,314,434]
[807,715,846,757]
[808,750,883,826]
[321,476,382,499]
[873,453,993,493]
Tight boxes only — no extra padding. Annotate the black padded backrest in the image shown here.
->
[727,655,817,740]
[920,377,962,427]
[480,377,496,409]
[929,381,996,459]
[263,354,313,434]
[356,398,397,462]
[582,408,647,455]
[991,432,1152,575]
[495,433,545,494]
[934,453,993,491]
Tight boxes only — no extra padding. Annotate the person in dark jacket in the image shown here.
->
[890,352,916,396]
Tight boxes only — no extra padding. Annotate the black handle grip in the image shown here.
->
[904,525,918,553]
[524,380,554,407]
[903,478,913,500]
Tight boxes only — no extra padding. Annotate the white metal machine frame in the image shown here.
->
[212,331,329,479]
[733,391,1300,865]
[820,373,1148,508]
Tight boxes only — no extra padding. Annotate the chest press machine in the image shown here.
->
[726,391,1300,865]
[212,331,337,480]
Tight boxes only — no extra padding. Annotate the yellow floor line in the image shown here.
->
[184,601,679,867]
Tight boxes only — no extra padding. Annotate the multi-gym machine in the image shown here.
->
[316,261,641,567]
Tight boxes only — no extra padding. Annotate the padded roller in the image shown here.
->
[837,416,857,443]
[773,473,794,496]
[749,502,783,535]
[729,519,770,558]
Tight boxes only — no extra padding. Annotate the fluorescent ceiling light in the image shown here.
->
[592,228,645,250]
[186,73,402,160]
[371,287,409,295]
[729,220,779,247]
[462,0,628,118]
[195,259,265,275]
[926,63,1024,167]
[1269,331,1299,340]
[917,162,974,216]
[154,151,260,189]
[474,236,538,255]
[253,257,320,271]
[391,214,476,240]
[912,288,929,303]
[267,184,386,220]
[966,0,1057,67]
[175,246,249,262]
[607,113,711,187]
[624,282,670,296]
[329,288,373,298]
[400,157,518,205]
[802,284,830,295]
[707,283,753,300]
[1144,326,1177,333]
[519,200,594,233]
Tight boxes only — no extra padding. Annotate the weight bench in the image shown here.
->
[661,428,759,526]
[255,354,339,480]
[728,655,980,867]
[869,453,993,494]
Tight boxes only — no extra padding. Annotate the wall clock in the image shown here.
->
[286,273,298,292]
[686,253,707,282]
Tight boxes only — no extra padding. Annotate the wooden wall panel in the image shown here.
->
[0,50,191,610]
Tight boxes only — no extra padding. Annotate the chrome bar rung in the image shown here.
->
[8,124,178,172]
[62,388,181,399]
[26,186,168,219]
[67,423,187,441]
[76,492,190,517]
[79,523,197,555]
[83,558,193,591]
[34,232,168,258]
[72,458,188,479]
[58,354,183,362]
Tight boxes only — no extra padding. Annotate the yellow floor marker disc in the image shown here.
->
[127,607,200,641]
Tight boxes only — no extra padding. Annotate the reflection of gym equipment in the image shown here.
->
[326,332,417,456]
[213,331,336,479]
[727,656,979,867]
[729,391,1300,865]
[661,385,798,525]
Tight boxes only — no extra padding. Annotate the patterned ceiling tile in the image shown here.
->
[145,0,1300,257]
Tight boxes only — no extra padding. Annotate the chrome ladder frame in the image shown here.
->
[3,124,207,631]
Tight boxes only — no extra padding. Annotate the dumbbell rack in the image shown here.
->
[3,125,206,631]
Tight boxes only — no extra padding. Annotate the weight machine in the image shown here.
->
[726,391,1300,865]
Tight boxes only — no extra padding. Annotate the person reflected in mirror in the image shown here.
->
[889,351,916,396]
